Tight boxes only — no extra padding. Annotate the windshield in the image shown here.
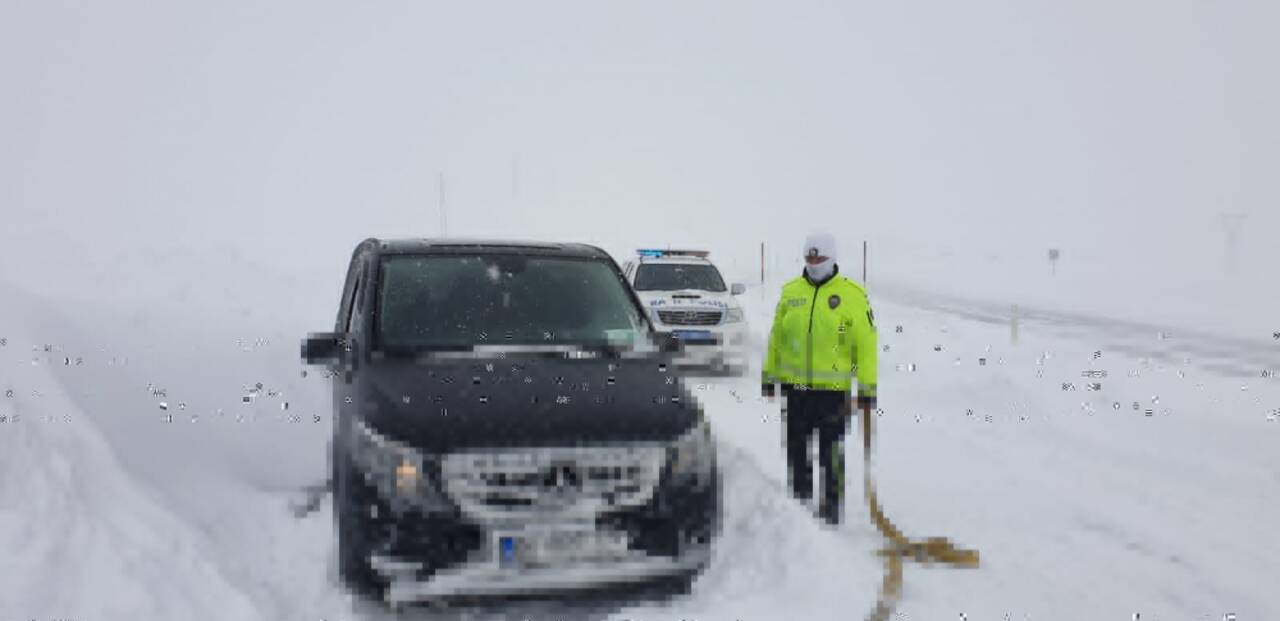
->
[633,263,726,292]
[375,254,647,349]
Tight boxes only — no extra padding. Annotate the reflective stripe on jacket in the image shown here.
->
[762,270,878,398]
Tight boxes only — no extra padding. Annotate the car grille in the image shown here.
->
[657,310,722,326]
[441,445,665,524]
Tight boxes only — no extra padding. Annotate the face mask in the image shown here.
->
[805,260,834,282]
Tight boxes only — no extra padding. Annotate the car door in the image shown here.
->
[333,254,367,436]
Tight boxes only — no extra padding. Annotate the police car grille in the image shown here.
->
[658,310,722,326]
[441,446,664,523]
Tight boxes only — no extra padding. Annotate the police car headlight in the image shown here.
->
[724,308,744,323]
[668,419,714,482]
[350,418,450,511]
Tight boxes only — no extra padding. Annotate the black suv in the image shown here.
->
[302,239,721,607]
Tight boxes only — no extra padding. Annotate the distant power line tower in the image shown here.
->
[1218,212,1247,272]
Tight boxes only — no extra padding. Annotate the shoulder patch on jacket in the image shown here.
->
[783,276,809,289]
[839,276,867,296]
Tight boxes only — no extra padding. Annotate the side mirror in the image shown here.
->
[730,283,746,296]
[301,332,343,364]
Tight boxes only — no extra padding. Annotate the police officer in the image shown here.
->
[762,232,878,524]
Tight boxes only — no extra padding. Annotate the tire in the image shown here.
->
[658,569,699,596]
[333,447,386,601]
[640,563,706,601]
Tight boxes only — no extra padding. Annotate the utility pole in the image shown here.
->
[1218,212,1247,272]
[862,240,868,283]
[760,242,765,285]
[438,172,448,237]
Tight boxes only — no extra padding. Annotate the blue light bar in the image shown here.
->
[636,248,709,258]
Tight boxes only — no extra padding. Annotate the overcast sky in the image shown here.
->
[3,0,1276,299]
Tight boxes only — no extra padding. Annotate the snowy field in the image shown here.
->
[2,253,1276,621]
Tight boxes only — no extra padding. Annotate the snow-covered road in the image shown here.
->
[2,273,1276,620]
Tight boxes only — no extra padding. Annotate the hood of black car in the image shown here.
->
[356,353,698,453]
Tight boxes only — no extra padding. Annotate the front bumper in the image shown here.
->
[378,545,708,604]
[354,465,720,606]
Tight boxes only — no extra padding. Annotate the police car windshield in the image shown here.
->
[375,255,646,349]
[633,264,726,292]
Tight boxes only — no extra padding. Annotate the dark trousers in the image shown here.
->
[784,387,851,524]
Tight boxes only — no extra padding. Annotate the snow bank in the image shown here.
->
[0,287,260,621]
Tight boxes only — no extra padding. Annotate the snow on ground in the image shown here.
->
[0,287,260,621]
[832,294,1278,620]
[2,253,1277,621]
[672,277,1278,620]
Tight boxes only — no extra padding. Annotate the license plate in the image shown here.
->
[672,330,715,343]
[496,529,629,568]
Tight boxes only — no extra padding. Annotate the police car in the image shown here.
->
[620,249,748,375]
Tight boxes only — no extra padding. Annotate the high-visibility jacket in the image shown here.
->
[762,269,878,402]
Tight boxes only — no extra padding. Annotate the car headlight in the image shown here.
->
[350,418,451,512]
[723,308,744,323]
[668,419,714,482]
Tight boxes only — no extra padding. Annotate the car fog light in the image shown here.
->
[394,459,419,491]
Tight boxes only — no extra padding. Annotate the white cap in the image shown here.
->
[803,232,837,261]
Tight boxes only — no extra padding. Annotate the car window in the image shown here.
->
[376,255,646,349]
[632,264,726,292]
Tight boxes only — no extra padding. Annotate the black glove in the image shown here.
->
[856,394,877,412]
[761,383,776,399]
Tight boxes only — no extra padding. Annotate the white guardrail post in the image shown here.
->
[1011,304,1020,345]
